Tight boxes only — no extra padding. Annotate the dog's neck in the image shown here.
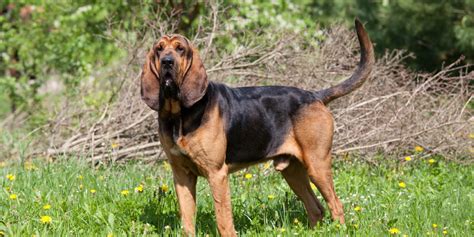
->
[158,83,211,142]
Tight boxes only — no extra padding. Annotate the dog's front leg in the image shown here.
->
[207,166,237,237]
[171,165,198,236]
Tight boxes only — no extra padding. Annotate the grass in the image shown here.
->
[0,156,473,236]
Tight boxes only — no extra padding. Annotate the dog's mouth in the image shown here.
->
[161,70,179,99]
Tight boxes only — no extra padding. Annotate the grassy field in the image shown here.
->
[0,156,473,236]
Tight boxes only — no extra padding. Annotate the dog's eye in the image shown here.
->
[156,45,163,53]
[176,45,184,53]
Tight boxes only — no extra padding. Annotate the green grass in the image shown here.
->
[0,157,473,236]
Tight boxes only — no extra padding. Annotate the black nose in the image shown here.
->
[161,56,174,67]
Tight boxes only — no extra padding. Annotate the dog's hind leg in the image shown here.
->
[306,153,344,224]
[280,157,325,226]
[294,102,345,224]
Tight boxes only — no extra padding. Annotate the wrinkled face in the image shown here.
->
[154,35,192,89]
[141,34,208,110]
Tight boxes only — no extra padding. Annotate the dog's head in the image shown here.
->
[141,34,208,111]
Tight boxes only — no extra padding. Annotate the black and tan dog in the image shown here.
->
[141,19,374,236]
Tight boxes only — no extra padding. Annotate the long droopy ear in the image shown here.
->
[141,49,160,111]
[180,46,208,108]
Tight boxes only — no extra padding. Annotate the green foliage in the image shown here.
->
[309,0,474,71]
[0,1,140,115]
[0,158,473,235]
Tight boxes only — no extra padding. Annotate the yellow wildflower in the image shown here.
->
[40,215,52,224]
[43,204,51,210]
[280,228,286,233]
[414,146,424,152]
[398,182,406,188]
[161,184,169,193]
[135,184,144,193]
[432,223,438,228]
[404,156,412,161]
[24,161,37,171]
[111,143,119,149]
[244,173,252,180]
[267,194,275,200]
[77,175,83,180]
[354,206,362,212]
[162,162,171,171]
[389,227,400,234]
[120,190,129,196]
[428,159,436,164]
[443,230,448,235]
[6,174,15,181]
[263,162,271,170]
[9,194,17,200]
[90,189,97,194]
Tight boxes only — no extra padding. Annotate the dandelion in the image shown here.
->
[6,174,15,181]
[111,143,119,149]
[354,206,362,212]
[428,159,436,164]
[267,194,275,200]
[9,194,17,200]
[389,227,400,234]
[160,184,169,193]
[263,162,271,169]
[77,175,83,180]
[43,204,51,210]
[90,189,96,194]
[120,190,129,196]
[244,173,252,180]
[404,156,412,161]
[398,182,406,188]
[415,146,424,152]
[40,215,52,224]
[432,223,438,228]
[135,184,144,193]
[162,162,171,171]
[443,230,448,235]
[24,162,37,171]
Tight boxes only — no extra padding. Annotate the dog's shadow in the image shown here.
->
[139,190,311,234]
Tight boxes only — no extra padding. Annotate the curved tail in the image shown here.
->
[319,19,375,105]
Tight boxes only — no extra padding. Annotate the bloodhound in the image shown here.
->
[141,19,374,236]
